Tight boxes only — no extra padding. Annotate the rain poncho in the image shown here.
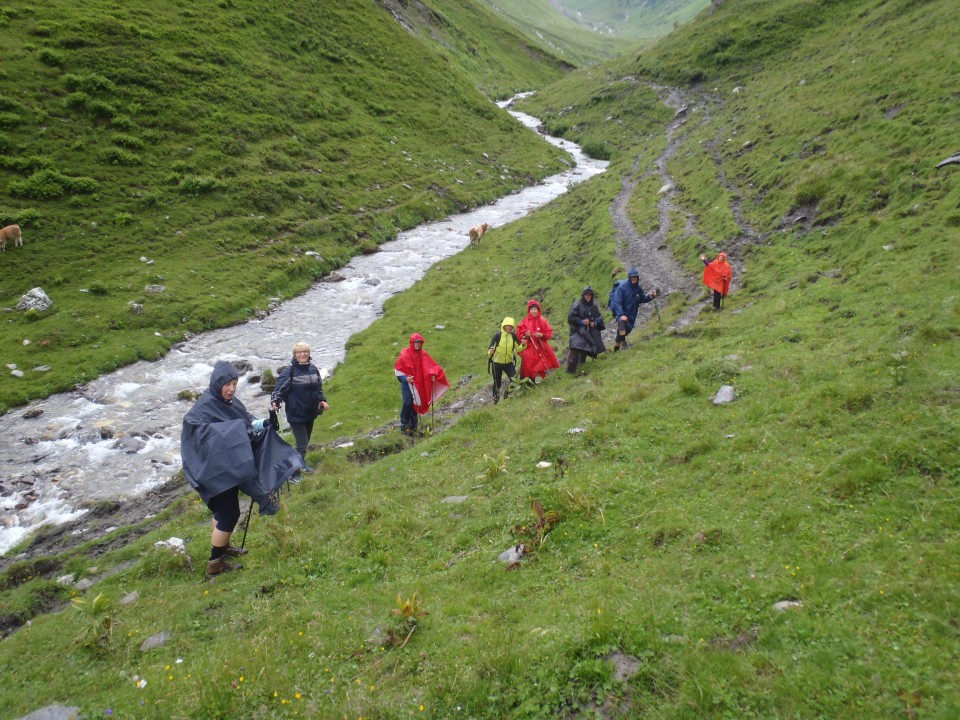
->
[181,361,304,505]
[568,287,606,357]
[703,253,732,297]
[517,300,560,379]
[394,333,450,414]
[609,268,657,332]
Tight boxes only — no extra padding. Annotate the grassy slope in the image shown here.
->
[3,0,960,718]
[553,0,712,39]
[475,0,638,65]
[0,0,569,412]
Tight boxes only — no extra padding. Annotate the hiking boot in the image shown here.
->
[206,557,242,578]
[258,491,281,516]
[613,343,621,352]
[222,545,248,558]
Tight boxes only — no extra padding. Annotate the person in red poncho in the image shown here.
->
[516,299,560,382]
[394,333,450,435]
[701,252,733,310]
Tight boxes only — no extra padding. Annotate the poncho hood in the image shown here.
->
[209,361,239,402]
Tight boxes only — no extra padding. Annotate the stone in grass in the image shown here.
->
[498,544,526,563]
[772,600,803,612]
[13,705,82,720]
[713,385,736,404]
[441,495,468,504]
[140,631,172,652]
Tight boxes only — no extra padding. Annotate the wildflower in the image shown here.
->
[137,679,147,689]
[420,705,425,712]
[106,710,112,717]
[295,693,302,700]
[176,658,184,664]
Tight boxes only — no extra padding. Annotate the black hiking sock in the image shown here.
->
[210,545,228,561]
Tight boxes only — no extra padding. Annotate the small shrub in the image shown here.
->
[85,98,116,118]
[0,96,25,112]
[72,592,114,655]
[64,91,90,112]
[110,132,144,149]
[113,212,135,226]
[88,282,109,296]
[38,48,65,67]
[178,174,222,196]
[110,114,135,131]
[15,208,41,226]
[0,131,9,151]
[0,111,21,129]
[581,139,612,161]
[99,147,142,166]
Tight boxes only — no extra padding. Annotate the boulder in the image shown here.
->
[16,288,52,312]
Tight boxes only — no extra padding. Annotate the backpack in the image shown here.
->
[607,280,624,315]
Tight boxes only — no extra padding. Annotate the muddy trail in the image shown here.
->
[2,83,770,629]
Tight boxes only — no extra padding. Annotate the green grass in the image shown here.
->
[2,0,960,717]
[0,0,570,413]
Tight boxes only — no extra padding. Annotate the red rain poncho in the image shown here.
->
[394,333,450,414]
[516,300,560,379]
[703,253,733,297]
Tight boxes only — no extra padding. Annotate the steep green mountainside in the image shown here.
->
[475,0,637,65]
[551,0,711,39]
[0,0,569,411]
[382,0,577,95]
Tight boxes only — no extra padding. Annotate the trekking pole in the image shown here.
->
[239,500,254,550]
[652,291,664,330]
[430,376,435,432]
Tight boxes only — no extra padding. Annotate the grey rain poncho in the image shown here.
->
[181,361,304,507]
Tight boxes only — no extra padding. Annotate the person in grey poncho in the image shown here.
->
[181,361,305,577]
[567,286,606,374]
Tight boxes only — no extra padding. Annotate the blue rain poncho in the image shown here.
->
[181,361,304,506]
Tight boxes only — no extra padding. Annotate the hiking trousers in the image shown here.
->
[491,362,515,403]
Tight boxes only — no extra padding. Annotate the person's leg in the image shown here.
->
[206,488,244,575]
[614,319,628,351]
[713,290,722,309]
[399,377,414,431]
[492,363,504,403]
[289,422,310,460]
[567,348,582,374]
[502,363,516,398]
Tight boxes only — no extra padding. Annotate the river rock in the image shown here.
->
[11,369,24,377]
[16,288,53,311]
[23,409,43,419]
[120,591,139,605]
[129,301,144,315]
[713,385,736,404]
[33,365,51,372]
[551,397,568,407]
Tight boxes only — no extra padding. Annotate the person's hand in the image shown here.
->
[620,314,628,322]
[430,374,436,381]
[700,254,706,261]
[270,401,280,411]
[320,401,329,412]
[583,318,590,326]
[488,348,494,356]
[252,418,266,431]
[535,332,543,338]
[406,375,414,383]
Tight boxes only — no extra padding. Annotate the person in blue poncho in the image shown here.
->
[609,267,659,351]
[181,361,304,577]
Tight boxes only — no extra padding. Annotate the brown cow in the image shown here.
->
[0,224,22,252]
[468,222,490,246]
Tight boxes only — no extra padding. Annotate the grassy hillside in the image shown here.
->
[383,0,578,96]
[2,0,960,718]
[475,0,637,66]
[0,0,569,412]
[550,0,711,39]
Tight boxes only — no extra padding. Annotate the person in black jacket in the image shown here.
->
[567,286,606,374]
[271,342,329,472]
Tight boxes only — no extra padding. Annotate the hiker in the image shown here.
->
[701,252,732,310]
[567,286,606,374]
[517,299,560,382]
[487,316,526,403]
[181,361,305,577]
[394,333,450,435]
[609,267,659,351]
[271,341,329,472]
